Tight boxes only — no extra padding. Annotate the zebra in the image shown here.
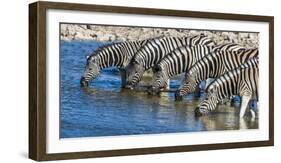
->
[148,44,213,94]
[80,40,148,87]
[194,57,259,118]
[124,34,216,89]
[212,43,247,52]
[175,47,258,100]
[150,43,247,94]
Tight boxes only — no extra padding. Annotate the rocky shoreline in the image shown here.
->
[60,24,259,48]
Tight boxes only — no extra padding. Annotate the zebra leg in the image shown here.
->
[205,78,214,89]
[194,84,201,97]
[251,101,259,119]
[231,95,241,107]
[196,79,212,97]
[120,68,127,88]
[165,79,170,89]
[240,95,252,118]
[250,110,256,120]
[239,118,247,130]
[249,100,257,119]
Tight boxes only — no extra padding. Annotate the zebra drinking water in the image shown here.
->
[149,45,213,94]
[150,43,247,95]
[175,47,258,100]
[124,34,216,89]
[194,57,259,118]
[80,40,148,87]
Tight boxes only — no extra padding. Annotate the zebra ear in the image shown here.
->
[86,55,90,59]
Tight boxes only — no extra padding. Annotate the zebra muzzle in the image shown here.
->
[194,107,208,117]
[80,77,89,87]
[147,87,159,95]
[151,85,163,95]
[124,84,134,89]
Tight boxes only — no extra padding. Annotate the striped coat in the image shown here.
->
[175,48,258,100]
[80,40,148,87]
[195,58,259,118]
[124,35,215,88]
[151,43,247,94]
[149,45,213,93]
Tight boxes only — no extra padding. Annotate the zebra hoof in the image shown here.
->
[147,90,157,95]
[194,107,209,117]
[175,95,183,101]
[124,84,134,89]
[147,87,160,95]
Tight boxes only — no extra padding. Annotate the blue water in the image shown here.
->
[60,41,258,138]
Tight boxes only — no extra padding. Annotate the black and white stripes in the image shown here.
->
[175,47,258,100]
[80,34,259,118]
[195,58,259,118]
[149,44,213,93]
[124,35,215,88]
[80,40,147,87]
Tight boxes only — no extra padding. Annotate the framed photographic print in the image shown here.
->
[29,1,274,161]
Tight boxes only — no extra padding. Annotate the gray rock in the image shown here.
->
[60,24,258,48]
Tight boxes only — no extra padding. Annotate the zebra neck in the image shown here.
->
[167,65,185,78]
[163,67,172,78]
[134,56,147,69]
[216,82,236,100]
[138,54,153,70]
[193,64,212,84]
[195,55,221,84]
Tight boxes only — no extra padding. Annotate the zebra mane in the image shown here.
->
[148,36,186,42]
[183,33,205,39]
[87,39,149,63]
[90,39,151,57]
[146,36,196,64]
[95,42,121,53]
[152,35,166,40]
[86,41,124,61]
[129,37,160,63]
[239,57,259,70]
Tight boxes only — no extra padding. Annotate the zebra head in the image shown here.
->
[194,85,219,117]
[175,73,197,101]
[80,55,101,87]
[124,57,145,89]
[148,65,169,95]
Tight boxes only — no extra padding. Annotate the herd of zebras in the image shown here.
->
[80,34,259,119]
